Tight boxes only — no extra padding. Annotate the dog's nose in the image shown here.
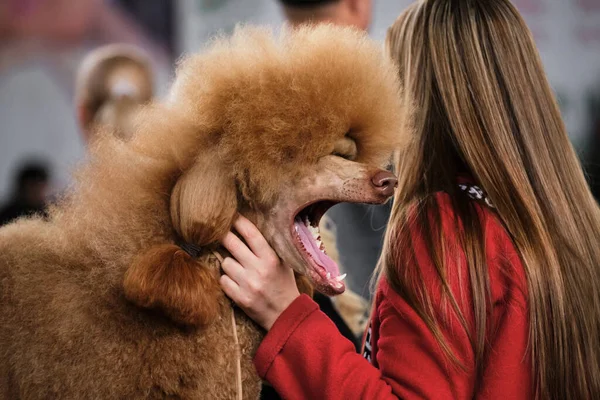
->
[371,170,398,197]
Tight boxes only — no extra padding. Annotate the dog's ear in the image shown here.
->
[124,155,238,326]
[169,157,238,245]
[123,244,223,326]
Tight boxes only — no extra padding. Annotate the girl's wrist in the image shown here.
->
[263,293,301,330]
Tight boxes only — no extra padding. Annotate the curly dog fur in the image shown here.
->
[0,25,406,399]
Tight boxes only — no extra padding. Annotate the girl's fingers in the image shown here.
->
[220,257,246,285]
[233,215,275,259]
[219,274,243,303]
[221,231,257,266]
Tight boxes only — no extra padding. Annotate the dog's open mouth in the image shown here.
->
[292,200,346,295]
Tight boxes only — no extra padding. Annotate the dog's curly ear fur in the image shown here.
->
[169,157,238,246]
[123,244,223,326]
[124,155,238,326]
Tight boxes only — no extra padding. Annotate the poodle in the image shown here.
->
[0,25,406,399]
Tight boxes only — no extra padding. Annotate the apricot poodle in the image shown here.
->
[0,25,407,399]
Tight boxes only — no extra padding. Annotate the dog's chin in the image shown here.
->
[289,200,346,296]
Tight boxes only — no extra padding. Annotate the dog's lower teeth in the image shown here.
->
[336,273,347,282]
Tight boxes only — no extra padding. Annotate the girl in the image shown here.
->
[219,0,600,398]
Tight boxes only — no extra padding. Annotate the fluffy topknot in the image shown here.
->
[167,24,406,204]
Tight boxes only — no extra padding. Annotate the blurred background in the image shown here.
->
[0,0,599,204]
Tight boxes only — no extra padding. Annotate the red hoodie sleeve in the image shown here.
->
[253,284,476,399]
[253,193,530,400]
[254,294,399,399]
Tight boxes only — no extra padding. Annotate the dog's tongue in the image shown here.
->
[294,220,340,278]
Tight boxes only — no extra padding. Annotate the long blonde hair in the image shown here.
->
[381,1,600,398]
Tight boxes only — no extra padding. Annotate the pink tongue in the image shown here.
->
[294,221,339,277]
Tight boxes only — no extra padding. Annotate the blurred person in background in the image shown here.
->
[76,44,154,143]
[279,0,372,30]
[277,0,388,303]
[0,161,51,226]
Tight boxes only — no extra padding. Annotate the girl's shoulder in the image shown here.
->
[430,183,510,251]
[433,181,495,222]
[382,183,527,308]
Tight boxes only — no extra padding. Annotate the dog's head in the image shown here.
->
[124,25,407,325]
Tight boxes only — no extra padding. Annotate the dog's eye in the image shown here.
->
[332,136,358,160]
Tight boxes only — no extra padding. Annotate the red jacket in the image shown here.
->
[254,191,532,399]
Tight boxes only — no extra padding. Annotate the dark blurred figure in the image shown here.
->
[0,162,50,226]
[113,0,176,57]
[278,0,372,30]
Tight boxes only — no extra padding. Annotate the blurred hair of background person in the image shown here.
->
[278,0,372,30]
[75,44,155,143]
[0,161,51,226]
[277,0,388,304]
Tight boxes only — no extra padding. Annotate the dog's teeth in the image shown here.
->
[336,273,347,282]
[326,272,331,279]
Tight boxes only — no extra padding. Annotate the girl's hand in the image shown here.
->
[220,215,300,330]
